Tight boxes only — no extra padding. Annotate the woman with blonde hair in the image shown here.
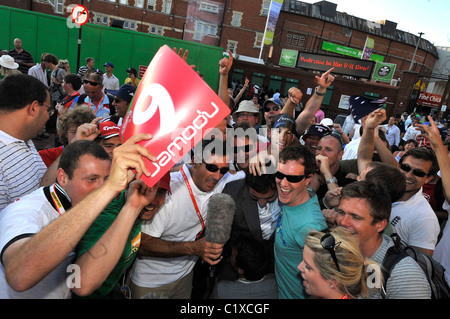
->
[298,227,380,299]
[0,55,21,78]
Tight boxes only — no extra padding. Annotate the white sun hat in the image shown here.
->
[0,55,19,69]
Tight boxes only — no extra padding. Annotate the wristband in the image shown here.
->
[315,86,326,96]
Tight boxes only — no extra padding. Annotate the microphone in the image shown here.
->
[204,193,236,287]
[205,193,236,244]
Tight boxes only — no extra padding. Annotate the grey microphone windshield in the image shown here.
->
[205,193,236,244]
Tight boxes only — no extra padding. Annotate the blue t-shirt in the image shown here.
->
[274,190,327,299]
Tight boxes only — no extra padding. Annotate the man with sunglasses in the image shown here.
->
[354,108,439,256]
[0,74,49,212]
[128,140,245,299]
[71,73,113,118]
[263,97,284,128]
[274,144,327,299]
[391,147,440,256]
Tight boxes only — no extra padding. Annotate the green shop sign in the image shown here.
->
[322,41,384,62]
[279,49,299,67]
[372,62,397,82]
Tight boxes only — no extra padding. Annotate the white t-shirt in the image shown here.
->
[390,188,440,251]
[0,186,74,299]
[341,137,361,160]
[130,164,244,288]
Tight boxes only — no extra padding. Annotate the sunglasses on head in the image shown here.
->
[275,171,306,183]
[264,105,281,112]
[399,163,428,177]
[204,163,230,175]
[320,232,341,272]
[234,144,253,154]
[83,79,101,86]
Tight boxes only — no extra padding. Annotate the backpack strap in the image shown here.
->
[380,233,409,299]
[76,93,88,106]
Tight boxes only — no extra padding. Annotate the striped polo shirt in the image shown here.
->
[0,130,47,212]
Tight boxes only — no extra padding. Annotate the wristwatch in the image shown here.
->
[326,176,338,185]
[315,86,326,96]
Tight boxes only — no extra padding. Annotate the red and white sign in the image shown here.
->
[71,5,89,26]
[120,45,230,187]
[139,65,148,78]
[417,92,442,108]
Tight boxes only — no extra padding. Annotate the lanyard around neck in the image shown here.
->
[180,167,205,240]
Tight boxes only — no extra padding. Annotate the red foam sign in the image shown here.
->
[120,45,230,187]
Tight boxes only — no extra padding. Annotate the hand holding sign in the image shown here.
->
[120,45,231,187]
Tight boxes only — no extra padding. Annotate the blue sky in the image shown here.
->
[298,0,450,47]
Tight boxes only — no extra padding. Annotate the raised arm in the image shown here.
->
[417,116,450,202]
[3,134,155,292]
[357,108,387,174]
[218,51,233,109]
[291,68,335,136]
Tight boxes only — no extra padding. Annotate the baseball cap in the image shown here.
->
[263,97,284,110]
[107,84,136,103]
[273,113,296,132]
[97,117,121,139]
[126,67,137,76]
[320,118,334,127]
[158,171,171,194]
[303,124,331,138]
[103,62,114,68]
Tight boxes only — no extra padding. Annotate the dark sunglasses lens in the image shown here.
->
[400,163,426,177]
[83,80,99,86]
[205,164,229,175]
[321,233,335,249]
[264,105,280,112]
[275,171,305,183]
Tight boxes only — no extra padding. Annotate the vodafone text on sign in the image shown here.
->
[120,45,230,187]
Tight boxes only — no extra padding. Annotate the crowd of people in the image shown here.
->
[0,38,449,300]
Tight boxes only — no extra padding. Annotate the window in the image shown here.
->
[162,0,172,14]
[231,11,243,27]
[48,0,64,14]
[147,0,156,10]
[194,21,218,41]
[55,0,63,14]
[261,0,270,16]
[199,2,219,14]
[95,14,110,25]
[150,25,164,35]
[135,0,144,8]
[119,0,128,4]
[227,40,238,55]
[123,20,137,30]
[254,32,263,48]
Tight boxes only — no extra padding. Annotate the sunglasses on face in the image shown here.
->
[321,232,341,272]
[264,105,281,112]
[275,171,306,183]
[83,79,101,86]
[204,163,230,175]
[234,144,253,154]
[399,163,428,177]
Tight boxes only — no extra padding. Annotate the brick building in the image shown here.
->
[3,0,447,118]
